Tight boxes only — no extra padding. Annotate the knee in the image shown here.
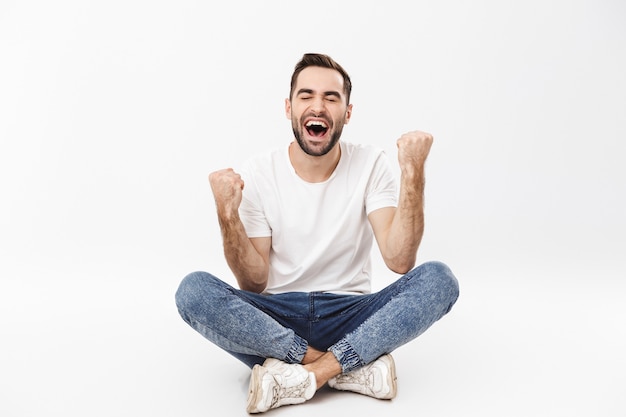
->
[413,261,460,307]
[174,271,222,316]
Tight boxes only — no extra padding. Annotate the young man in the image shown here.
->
[175,53,459,414]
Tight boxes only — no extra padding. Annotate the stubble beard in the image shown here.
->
[291,117,344,157]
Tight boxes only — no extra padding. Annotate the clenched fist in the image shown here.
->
[397,130,433,171]
[209,168,245,216]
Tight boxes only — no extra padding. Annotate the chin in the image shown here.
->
[296,135,340,157]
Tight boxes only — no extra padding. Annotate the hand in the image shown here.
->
[209,168,245,216]
[396,130,433,171]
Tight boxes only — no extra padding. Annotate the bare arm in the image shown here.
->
[369,130,433,274]
[209,168,270,293]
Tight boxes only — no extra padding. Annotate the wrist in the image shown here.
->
[400,164,424,180]
[217,205,241,226]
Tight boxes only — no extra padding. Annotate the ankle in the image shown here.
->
[303,352,342,389]
[301,347,324,365]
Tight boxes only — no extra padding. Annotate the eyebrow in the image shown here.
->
[296,88,342,99]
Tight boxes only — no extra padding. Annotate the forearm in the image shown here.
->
[383,165,425,273]
[378,130,432,273]
[218,211,269,293]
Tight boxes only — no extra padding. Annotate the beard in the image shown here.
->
[291,115,344,157]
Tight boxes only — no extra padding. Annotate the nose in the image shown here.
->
[310,96,325,115]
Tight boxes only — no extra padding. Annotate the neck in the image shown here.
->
[288,141,341,183]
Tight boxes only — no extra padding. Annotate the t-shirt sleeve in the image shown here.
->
[365,150,398,215]
[238,162,272,238]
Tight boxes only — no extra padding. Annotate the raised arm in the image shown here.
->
[368,130,433,274]
[209,168,270,293]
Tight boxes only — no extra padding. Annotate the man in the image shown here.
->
[175,53,459,414]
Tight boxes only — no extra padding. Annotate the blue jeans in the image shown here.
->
[175,261,459,373]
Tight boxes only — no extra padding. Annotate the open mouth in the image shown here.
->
[305,120,329,138]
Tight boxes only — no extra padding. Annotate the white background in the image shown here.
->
[1,1,625,416]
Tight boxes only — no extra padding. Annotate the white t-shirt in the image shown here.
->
[239,141,398,295]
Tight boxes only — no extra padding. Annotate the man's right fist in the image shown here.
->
[209,168,245,214]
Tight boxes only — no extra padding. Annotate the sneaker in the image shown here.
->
[327,354,397,399]
[246,358,317,414]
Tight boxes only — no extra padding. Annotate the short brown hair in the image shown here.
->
[289,53,352,103]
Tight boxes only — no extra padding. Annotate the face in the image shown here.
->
[286,66,352,157]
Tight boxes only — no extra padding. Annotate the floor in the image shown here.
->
[2,259,624,417]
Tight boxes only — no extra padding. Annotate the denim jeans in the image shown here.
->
[175,261,459,373]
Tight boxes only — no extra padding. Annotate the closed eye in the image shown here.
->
[325,92,341,100]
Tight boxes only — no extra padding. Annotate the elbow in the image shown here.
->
[236,271,268,294]
[388,264,415,275]
[239,282,266,294]
[385,257,416,275]
[383,245,418,273]
[229,261,269,294]
[380,238,420,275]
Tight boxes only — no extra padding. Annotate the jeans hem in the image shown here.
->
[285,333,308,364]
[329,339,363,373]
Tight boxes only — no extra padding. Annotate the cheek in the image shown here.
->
[337,111,350,125]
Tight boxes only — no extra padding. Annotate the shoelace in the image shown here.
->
[335,369,375,390]
[269,377,312,408]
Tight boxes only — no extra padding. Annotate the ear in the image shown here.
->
[285,98,292,120]
[344,103,353,124]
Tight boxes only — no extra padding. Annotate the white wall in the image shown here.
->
[1,1,624,416]
[2,1,624,282]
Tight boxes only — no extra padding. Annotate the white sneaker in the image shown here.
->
[246,358,317,414]
[327,354,397,399]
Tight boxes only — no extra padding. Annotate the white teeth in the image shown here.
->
[306,121,327,128]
